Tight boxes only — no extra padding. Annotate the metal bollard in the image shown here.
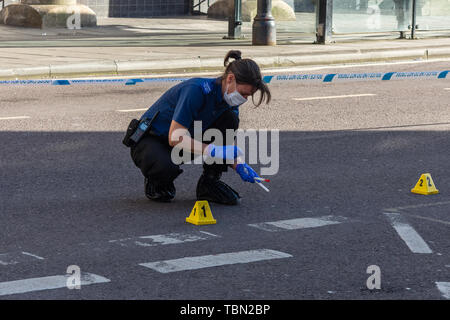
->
[316,0,333,44]
[225,0,243,39]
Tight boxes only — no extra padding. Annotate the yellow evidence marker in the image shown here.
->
[186,200,216,225]
[411,173,439,195]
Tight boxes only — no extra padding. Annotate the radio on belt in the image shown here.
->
[130,111,160,144]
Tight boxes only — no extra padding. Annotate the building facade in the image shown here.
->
[77,0,191,18]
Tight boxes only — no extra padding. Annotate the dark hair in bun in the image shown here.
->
[222,50,271,107]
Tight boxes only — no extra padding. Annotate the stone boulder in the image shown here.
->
[32,4,97,28]
[0,4,43,28]
[22,0,77,4]
[208,0,296,22]
[0,1,96,28]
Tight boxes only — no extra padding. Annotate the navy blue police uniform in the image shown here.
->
[130,77,240,187]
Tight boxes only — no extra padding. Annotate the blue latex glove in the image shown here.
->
[206,144,243,161]
[236,163,259,183]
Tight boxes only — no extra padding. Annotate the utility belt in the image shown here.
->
[122,111,160,148]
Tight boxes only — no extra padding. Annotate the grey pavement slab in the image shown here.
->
[0,16,449,79]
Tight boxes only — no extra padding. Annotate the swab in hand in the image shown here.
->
[256,181,270,192]
[236,156,270,192]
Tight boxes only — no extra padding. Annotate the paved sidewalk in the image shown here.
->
[0,16,449,79]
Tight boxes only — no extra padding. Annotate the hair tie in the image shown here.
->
[255,79,263,87]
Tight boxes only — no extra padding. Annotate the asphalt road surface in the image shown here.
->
[0,60,449,300]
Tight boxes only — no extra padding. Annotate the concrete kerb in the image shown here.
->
[427,47,450,59]
[0,66,51,79]
[115,58,203,74]
[1,46,450,80]
[113,47,449,73]
[50,61,118,77]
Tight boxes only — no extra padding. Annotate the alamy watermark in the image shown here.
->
[170,121,279,176]
[66,265,81,290]
[66,9,81,30]
[366,265,381,290]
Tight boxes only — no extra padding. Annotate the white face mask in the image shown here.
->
[223,82,248,106]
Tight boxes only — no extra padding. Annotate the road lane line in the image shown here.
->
[0,273,110,296]
[436,282,450,299]
[385,200,450,212]
[0,116,31,120]
[108,231,219,248]
[444,88,450,90]
[384,212,432,254]
[139,249,292,274]
[0,252,45,266]
[401,213,450,226]
[116,108,147,113]
[293,94,376,101]
[248,216,347,232]
[20,252,45,260]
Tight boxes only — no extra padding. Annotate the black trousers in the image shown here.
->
[130,109,240,184]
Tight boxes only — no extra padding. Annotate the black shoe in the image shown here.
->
[145,177,176,202]
[196,171,241,205]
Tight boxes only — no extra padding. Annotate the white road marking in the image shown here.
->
[401,213,450,226]
[116,108,147,113]
[0,116,31,120]
[293,94,376,101]
[248,215,347,232]
[444,88,450,90]
[139,249,292,274]
[20,252,45,260]
[109,231,219,247]
[436,282,450,299]
[0,252,45,266]
[385,200,450,212]
[384,212,433,254]
[0,273,110,296]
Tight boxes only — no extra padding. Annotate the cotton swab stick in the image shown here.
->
[256,181,270,192]
[235,156,270,192]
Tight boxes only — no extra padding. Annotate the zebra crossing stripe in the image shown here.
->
[0,251,44,266]
[248,216,347,232]
[436,282,450,299]
[108,231,219,248]
[139,249,292,274]
[0,273,110,296]
[384,212,432,254]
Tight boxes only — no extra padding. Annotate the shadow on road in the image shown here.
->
[0,129,448,247]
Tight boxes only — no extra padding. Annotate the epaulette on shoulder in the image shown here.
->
[201,80,212,94]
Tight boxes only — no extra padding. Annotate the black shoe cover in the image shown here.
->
[196,172,241,205]
[145,177,176,202]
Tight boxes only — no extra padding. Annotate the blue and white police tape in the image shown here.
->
[262,70,449,84]
[0,71,448,86]
[0,77,189,86]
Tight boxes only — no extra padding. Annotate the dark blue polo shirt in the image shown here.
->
[140,77,239,138]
